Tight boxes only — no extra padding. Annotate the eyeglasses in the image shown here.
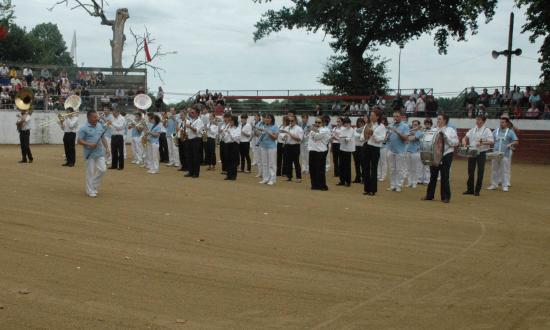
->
[315,121,322,124]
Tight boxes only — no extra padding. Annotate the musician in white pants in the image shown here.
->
[418,118,434,184]
[251,114,262,173]
[129,112,144,165]
[406,120,423,188]
[488,117,519,192]
[77,110,109,198]
[145,114,162,174]
[166,108,181,167]
[300,114,311,174]
[258,114,279,185]
[100,108,114,166]
[386,111,409,192]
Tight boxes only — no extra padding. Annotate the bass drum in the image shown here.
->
[420,130,445,166]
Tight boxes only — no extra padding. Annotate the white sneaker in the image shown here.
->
[411,185,417,189]
[386,187,395,191]
[166,163,174,167]
[87,193,97,198]
[378,178,385,182]
[259,180,268,184]
[487,185,497,190]
[503,186,509,192]
[147,170,158,174]
[395,187,402,192]
[267,181,275,186]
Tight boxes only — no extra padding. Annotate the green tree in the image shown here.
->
[0,0,15,25]
[28,23,73,65]
[516,0,550,89]
[254,0,497,94]
[0,23,33,62]
[320,54,389,95]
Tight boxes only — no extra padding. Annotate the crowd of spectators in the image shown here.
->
[465,85,550,119]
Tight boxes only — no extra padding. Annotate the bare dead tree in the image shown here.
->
[127,27,177,83]
[49,0,129,69]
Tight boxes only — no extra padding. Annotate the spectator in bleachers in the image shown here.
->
[425,95,438,118]
[416,96,426,117]
[466,87,479,106]
[490,89,502,107]
[156,86,164,111]
[9,67,17,78]
[512,103,523,119]
[542,104,550,120]
[410,89,419,99]
[40,68,50,80]
[511,86,523,105]
[525,102,540,119]
[404,96,415,116]
[479,88,490,107]
[23,67,33,86]
[0,64,8,78]
[360,99,369,115]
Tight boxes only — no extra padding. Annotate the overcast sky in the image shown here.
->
[12,0,544,102]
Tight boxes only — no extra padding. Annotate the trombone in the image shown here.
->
[39,95,81,128]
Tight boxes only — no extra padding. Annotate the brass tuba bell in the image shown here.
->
[15,88,34,113]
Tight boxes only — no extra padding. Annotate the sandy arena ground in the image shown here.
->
[0,145,549,329]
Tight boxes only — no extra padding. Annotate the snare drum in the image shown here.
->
[458,146,479,158]
[486,151,504,160]
[420,131,445,166]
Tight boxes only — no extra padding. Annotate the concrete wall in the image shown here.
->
[1,111,550,145]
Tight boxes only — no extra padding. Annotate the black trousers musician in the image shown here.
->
[331,142,340,177]
[63,132,76,166]
[159,132,169,163]
[110,135,124,170]
[276,142,284,176]
[309,150,328,191]
[19,129,33,163]
[426,153,453,202]
[353,145,364,183]
[239,141,251,172]
[185,137,201,178]
[225,142,239,180]
[465,152,487,195]
[283,144,301,180]
[205,137,217,168]
[363,144,380,195]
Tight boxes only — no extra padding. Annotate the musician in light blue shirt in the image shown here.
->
[488,117,519,192]
[77,110,110,198]
[387,111,409,191]
[165,108,180,167]
[406,120,424,188]
[145,113,162,174]
[258,113,279,185]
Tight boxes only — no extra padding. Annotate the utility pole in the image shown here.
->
[492,12,522,94]
[398,43,404,95]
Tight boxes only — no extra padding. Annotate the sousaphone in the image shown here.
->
[134,94,153,111]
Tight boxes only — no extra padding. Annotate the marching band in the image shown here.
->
[18,92,523,202]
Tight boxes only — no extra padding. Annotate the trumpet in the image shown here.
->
[39,95,81,128]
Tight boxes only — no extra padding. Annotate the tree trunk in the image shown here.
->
[348,48,365,95]
[110,8,129,71]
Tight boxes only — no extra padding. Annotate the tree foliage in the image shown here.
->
[28,23,73,65]
[516,0,550,89]
[0,24,34,62]
[254,0,497,94]
[0,0,14,25]
[320,55,389,95]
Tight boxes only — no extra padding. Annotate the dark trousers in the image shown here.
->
[19,130,33,161]
[63,132,76,165]
[178,140,187,171]
[225,142,239,179]
[331,143,340,177]
[283,144,302,179]
[338,151,352,185]
[205,137,217,166]
[110,135,124,169]
[427,153,453,201]
[353,146,364,182]
[276,143,284,176]
[467,152,487,193]
[200,139,205,164]
[220,141,226,172]
[159,133,169,163]
[239,141,251,172]
[186,138,201,177]
[363,144,380,193]
[309,151,328,190]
